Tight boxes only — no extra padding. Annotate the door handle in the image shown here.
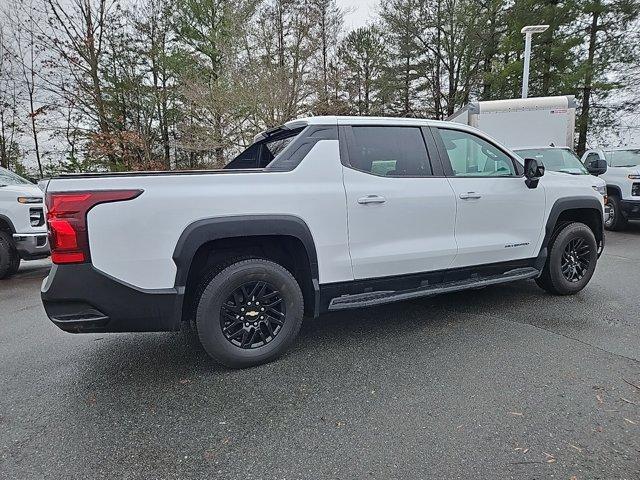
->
[459,192,482,200]
[358,194,386,205]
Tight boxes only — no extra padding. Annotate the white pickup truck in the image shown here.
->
[0,167,49,278]
[41,117,605,368]
[581,147,640,230]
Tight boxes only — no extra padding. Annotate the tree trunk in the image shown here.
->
[434,1,442,118]
[28,96,43,177]
[364,60,370,115]
[215,113,224,166]
[320,7,329,105]
[540,31,553,95]
[447,51,455,116]
[481,4,498,99]
[26,45,42,176]
[0,114,8,169]
[577,9,599,156]
[404,54,410,115]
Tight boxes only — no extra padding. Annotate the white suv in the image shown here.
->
[41,117,605,367]
[582,148,640,230]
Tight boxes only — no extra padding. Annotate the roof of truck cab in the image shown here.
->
[284,116,453,129]
[279,116,525,154]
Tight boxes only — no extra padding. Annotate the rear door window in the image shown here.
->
[348,127,433,177]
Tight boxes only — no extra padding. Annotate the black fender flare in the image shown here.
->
[172,215,320,312]
[0,214,16,233]
[606,184,623,198]
[536,196,604,269]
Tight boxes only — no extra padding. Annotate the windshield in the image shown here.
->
[604,149,640,168]
[0,167,31,186]
[515,148,589,175]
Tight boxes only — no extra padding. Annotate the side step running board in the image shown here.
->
[328,267,540,311]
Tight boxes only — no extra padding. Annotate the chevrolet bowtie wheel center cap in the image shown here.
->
[220,281,286,349]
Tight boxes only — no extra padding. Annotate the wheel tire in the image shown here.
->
[195,258,304,368]
[0,231,20,280]
[8,254,20,276]
[605,195,627,231]
[535,222,598,295]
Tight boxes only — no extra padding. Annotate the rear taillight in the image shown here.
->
[45,190,142,264]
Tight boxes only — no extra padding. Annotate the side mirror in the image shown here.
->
[586,158,607,176]
[524,158,545,189]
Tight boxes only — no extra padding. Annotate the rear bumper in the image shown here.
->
[620,199,640,220]
[13,233,49,259]
[41,264,184,333]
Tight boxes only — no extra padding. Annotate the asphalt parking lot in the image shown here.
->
[1,227,639,480]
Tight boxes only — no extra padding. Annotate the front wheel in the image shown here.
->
[535,222,598,295]
[195,258,304,368]
[605,195,627,231]
[0,231,20,280]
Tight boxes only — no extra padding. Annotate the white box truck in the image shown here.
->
[447,95,576,149]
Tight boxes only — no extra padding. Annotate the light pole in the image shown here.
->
[521,25,549,99]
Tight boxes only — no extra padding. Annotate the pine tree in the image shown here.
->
[338,26,387,116]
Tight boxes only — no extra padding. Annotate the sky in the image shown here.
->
[338,0,377,29]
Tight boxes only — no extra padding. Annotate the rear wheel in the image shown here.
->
[195,258,304,368]
[535,222,598,295]
[0,231,20,280]
[605,195,627,231]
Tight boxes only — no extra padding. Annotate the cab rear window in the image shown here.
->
[225,128,304,169]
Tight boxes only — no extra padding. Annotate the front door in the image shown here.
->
[432,127,546,268]
[341,125,458,280]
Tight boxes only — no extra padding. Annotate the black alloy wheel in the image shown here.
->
[196,258,304,368]
[560,238,591,283]
[220,281,286,349]
[535,222,598,295]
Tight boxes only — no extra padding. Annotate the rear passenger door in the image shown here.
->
[432,127,546,268]
[340,124,458,280]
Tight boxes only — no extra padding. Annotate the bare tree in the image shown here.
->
[40,0,117,167]
[132,0,175,168]
[7,0,46,176]
[309,0,342,114]
[0,24,22,169]
[244,0,319,127]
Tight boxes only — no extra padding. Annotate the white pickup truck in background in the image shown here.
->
[40,116,605,368]
[0,167,49,279]
[513,146,608,213]
[581,147,640,230]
